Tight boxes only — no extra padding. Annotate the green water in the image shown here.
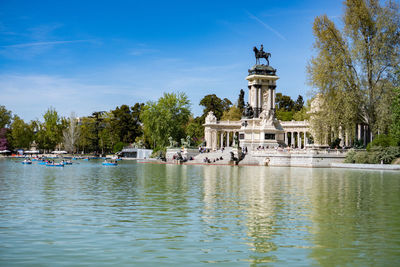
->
[0,159,399,266]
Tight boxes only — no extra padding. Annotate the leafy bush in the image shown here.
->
[344,149,356,163]
[352,138,364,149]
[345,147,400,164]
[353,151,370,164]
[366,134,397,151]
[371,146,400,164]
[113,142,125,153]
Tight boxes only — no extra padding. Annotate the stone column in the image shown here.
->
[284,132,288,145]
[227,131,230,147]
[270,87,274,109]
[304,131,307,147]
[363,126,367,146]
[357,124,361,140]
[298,132,301,148]
[212,130,217,150]
[291,132,294,147]
[272,88,276,109]
[258,87,262,113]
[220,132,224,148]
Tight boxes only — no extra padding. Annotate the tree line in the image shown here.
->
[0,90,308,154]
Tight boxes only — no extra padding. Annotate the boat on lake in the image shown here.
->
[46,162,64,167]
[102,160,118,166]
[21,159,32,164]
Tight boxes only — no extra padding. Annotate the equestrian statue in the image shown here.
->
[253,44,271,65]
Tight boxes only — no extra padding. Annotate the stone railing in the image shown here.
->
[280,120,309,126]
[251,148,348,155]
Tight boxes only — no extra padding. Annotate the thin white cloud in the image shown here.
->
[129,48,160,56]
[246,11,286,41]
[2,40,92,48]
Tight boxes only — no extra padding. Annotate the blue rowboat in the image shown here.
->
[21,161,32,164]
[38,162,46,165]
[46,163,64,167]
[102,162,118,166]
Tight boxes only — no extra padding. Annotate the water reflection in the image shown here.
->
[0,159,399,266]
[202,166,316,264]
[307,169,400,266]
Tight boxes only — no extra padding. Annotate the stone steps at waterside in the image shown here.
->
[192,148,233,164]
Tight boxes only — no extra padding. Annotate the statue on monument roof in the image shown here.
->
[253,44,271,65]
[205,111,217,124]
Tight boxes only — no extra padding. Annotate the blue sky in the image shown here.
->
[0,0,343,121]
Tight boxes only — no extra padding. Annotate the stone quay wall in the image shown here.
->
[249,149,347,167]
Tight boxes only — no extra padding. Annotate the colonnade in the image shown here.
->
[206,130,240,149]
[283,131,309,148]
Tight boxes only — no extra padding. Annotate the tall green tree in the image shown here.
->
[111,103,143,144]
[275,93,295,111]
[0,106,12,129]
[10,115,33,149]
[78,116,97,153]
[141,92,191,149]
[185,116,204,146]
[390,87,400,144]
[37,107,63,151]
[294,95,304,111]
[221,105,242,121]
[199,94,232,121]
[308,0,400,139]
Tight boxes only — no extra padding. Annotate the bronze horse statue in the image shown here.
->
[253,46,271,65]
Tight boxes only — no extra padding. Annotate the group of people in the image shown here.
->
[203,156,224,163]
[198,147,210,153]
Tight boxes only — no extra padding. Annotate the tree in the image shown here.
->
[390,87,400,145]
[221,105,242,121]
[110,103,143,144]
[275,93,295,111]
[36,107,62,151]
[308,0,400,140]
[63,112,80,153]
[185,117,204,146]
[276,109,294,121]
[238,89,245,112]
[294,95,304,112]
[141,92,191,149]
[10,115,34,149]
[199,94,231,121]
[0,106,12,129]
[78,116,97,153]
[0,128,10,150]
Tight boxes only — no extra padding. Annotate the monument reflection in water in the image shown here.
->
[199,165,400,265]
[0,160,399,265]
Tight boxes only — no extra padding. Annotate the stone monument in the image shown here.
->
[239,45,285,149]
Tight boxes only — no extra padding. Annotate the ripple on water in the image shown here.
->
[0,160,399,265]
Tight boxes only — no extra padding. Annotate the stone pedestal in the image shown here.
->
[239,64,285,151]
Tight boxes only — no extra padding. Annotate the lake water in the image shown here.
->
[0,158,399,266]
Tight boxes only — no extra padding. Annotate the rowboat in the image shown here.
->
[102,162,118,166]
[46,163,64,167]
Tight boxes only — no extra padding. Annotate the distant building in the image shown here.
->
[120,146,152,159]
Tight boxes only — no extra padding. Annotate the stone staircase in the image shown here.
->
[192,147,234,164]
